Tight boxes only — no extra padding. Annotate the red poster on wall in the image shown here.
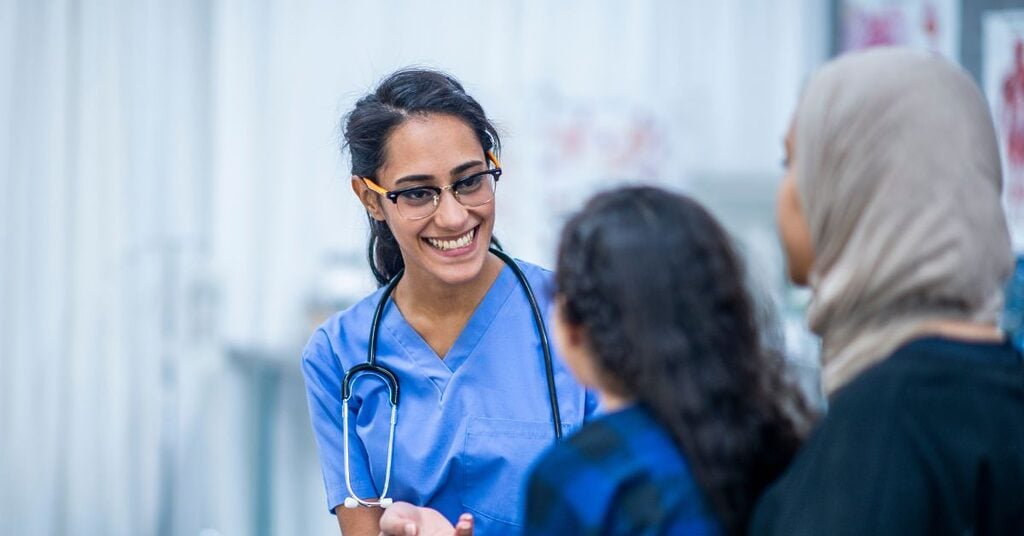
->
[985,10,1024,251]
[840,0,960,60]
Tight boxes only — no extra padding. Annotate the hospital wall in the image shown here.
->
[2,1,839,534]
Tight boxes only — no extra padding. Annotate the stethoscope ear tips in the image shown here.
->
[344,497,359,509]
[380,498,393,508]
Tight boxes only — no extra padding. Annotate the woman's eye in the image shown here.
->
[400,189,435,204]
[456,175,483,192]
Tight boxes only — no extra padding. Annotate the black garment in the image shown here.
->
[751,337,1024,535]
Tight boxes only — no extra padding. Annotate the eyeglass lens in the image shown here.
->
[396,172,497,219]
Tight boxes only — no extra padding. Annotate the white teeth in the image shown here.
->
[427,229,475,251]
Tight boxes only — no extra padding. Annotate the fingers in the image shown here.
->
[378,501,419,535]
[454,513,473,536]
[377,521,416,536]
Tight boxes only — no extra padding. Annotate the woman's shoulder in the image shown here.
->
[301,286,388,366]
[508,257,555,294]
[751,338,1024,534]
[829,337,1022,416]
[510,256,552,276]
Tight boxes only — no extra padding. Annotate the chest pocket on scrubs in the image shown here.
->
[461,417,556,526]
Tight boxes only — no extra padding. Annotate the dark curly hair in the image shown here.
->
[556,186,810,534]
[342,68,501,286]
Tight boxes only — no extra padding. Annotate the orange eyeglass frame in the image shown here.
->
[360,152,502,197]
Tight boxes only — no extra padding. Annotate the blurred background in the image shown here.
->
[3,0,1024,534]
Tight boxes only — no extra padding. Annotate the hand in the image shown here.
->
[378,502,474,536]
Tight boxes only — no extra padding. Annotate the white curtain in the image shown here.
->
[1,0,219,534]
[0,1,827,534]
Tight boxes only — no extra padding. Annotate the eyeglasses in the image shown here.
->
[361,152,503,220]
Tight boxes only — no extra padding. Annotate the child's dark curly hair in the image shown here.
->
[556,186,810,534]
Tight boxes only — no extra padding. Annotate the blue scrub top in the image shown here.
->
[302,259,598,533]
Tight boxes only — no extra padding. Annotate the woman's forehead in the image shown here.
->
[378,114,482,183]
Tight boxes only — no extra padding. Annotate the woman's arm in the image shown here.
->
[336,506,383,536]
[303,331,385,535]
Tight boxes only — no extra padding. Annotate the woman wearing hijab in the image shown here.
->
[752,48,1024,534]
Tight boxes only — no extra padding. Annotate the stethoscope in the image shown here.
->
[341,247,563,509]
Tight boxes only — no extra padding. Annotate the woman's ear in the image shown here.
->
[776,174,814,286]
[351,176,386,222]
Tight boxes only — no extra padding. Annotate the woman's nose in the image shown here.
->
[431,190,468,228]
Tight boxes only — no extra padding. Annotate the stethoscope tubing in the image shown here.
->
[339,247,562,509]
[489,247,563,440]
[341,272,402,508]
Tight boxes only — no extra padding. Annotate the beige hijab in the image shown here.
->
[794,48,1013,396]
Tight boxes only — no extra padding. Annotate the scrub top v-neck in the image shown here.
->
[302,259,597,534]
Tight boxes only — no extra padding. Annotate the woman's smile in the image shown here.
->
[423,226,478,256]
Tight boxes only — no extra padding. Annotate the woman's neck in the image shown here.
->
[392,253,504,318]
[916,319,1004,343]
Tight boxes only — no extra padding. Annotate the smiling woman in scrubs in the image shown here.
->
[301,69,596,536]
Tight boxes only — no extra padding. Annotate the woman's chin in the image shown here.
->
[419,250,491,288]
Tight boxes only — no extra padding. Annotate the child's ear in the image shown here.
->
[553,297,599,387]
[553,298,587,346]
[351,176,386,221]
[561,317,588,347]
